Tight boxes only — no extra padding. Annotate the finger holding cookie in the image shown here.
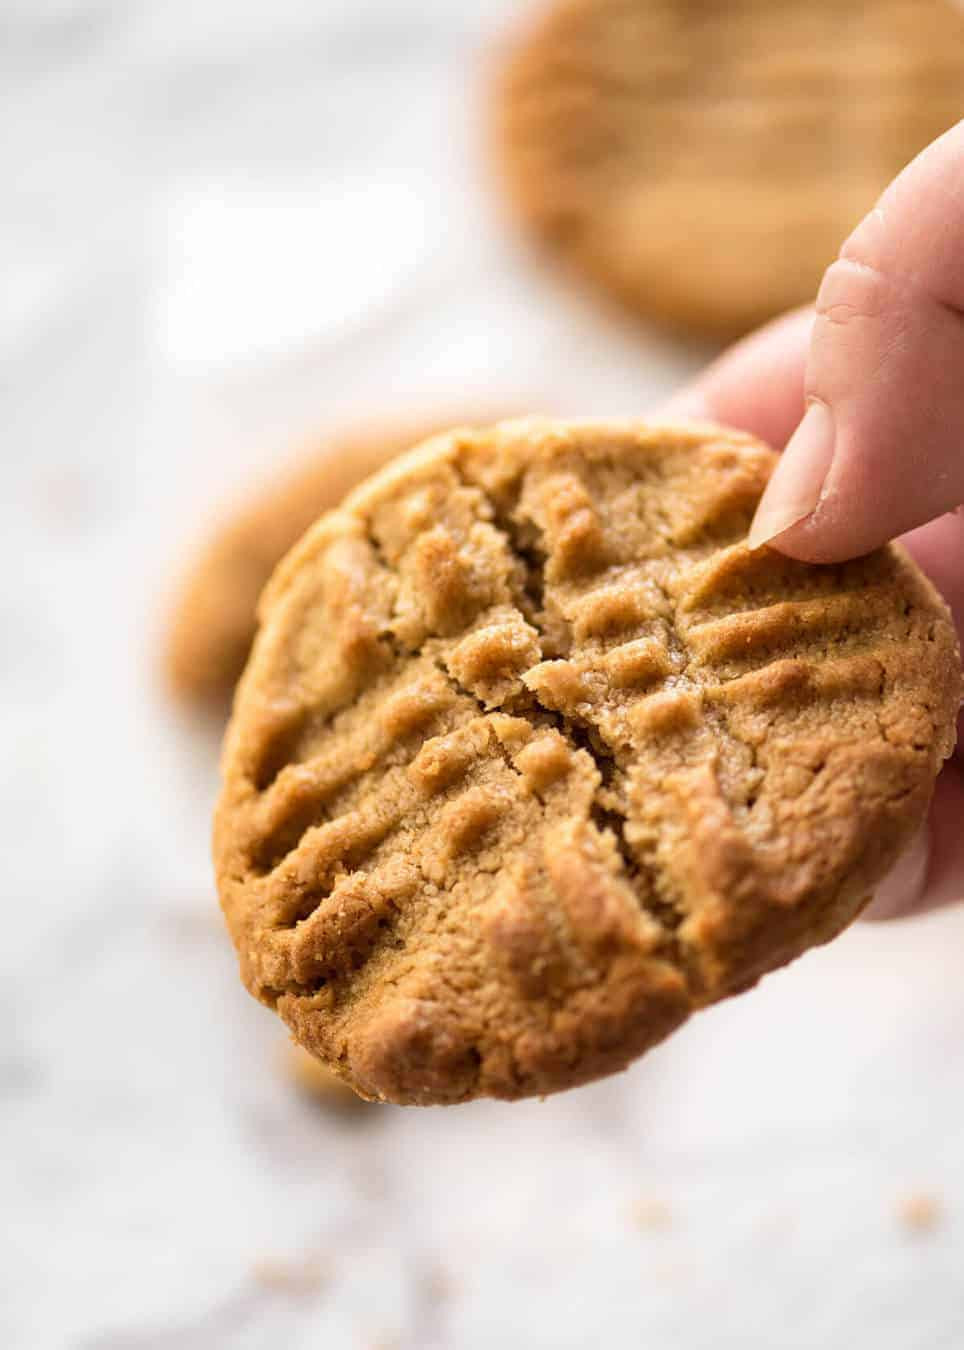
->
[751,120,964,563]
[662,124,964,921]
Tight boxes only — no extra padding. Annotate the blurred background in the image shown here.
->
[4,2,964,1347]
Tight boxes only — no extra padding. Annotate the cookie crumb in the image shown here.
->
[419,1264,456,1302]
[897,1191,943,1235]
[648,1259,689,1282]
[631,1196,673,1231]
[251,1253,329,1294]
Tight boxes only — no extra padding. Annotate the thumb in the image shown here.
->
[749,120,964,563]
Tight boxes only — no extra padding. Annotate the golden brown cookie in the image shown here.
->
[166,420,461,709]
[493,0,964,337]
[214,419,960,1105]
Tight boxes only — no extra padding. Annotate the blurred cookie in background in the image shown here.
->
[492,0,964,338]
[166,416,499,712]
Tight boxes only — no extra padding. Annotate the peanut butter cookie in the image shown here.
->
[167,420,459,709]
[494,0,964,336]
[214,419,960,1104]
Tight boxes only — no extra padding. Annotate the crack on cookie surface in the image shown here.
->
[483,485,553,641]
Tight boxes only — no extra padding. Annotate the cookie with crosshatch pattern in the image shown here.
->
[167,417,479,710]
[214,418,960,1104]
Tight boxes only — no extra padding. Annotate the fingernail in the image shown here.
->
[748,401,835,550]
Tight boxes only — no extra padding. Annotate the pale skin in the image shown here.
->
[662,121,964,920]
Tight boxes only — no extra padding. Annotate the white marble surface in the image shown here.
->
[4,3,964,1348]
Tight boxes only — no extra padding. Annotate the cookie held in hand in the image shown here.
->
[214,419,960,1105]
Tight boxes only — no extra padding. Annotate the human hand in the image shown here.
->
[662,122,964,919]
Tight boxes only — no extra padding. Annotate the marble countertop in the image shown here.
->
[4,3,964,1347]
